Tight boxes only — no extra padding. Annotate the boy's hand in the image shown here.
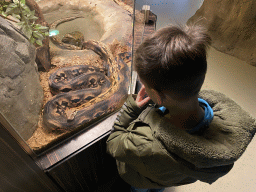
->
[136,85,151,108]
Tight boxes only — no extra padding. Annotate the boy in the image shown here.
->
[106,24,256,192]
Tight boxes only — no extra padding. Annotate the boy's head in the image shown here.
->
[134,24,211,100]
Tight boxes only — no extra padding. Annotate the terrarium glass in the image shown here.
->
[0,0,134,155]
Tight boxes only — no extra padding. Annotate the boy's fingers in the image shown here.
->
[140,85,146,92]
[136,84,150,107]
[138,85,148,98]
[142,96,151,104]
[137,96,151,108]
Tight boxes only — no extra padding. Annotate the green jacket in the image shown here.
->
[106,90,256,188]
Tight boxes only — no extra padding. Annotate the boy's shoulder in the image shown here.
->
[140,89,256,168]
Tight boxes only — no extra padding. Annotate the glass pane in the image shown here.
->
[135,0,204,29]
[0,0,134,155]
[2,0,256,158]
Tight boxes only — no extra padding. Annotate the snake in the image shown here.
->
[43,40,131,132]
[49,16,85,50]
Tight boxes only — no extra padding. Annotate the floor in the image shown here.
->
[134,1,256,192]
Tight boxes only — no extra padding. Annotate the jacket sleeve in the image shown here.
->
[106,94,154,164]
[113,94,149,130]
[106,122,154,165]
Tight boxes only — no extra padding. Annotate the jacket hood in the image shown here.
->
[146,90,256,168]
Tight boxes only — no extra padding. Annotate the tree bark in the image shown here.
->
[26,0,51,71]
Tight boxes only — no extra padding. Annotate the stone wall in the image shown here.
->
[0,17,44,140]
[188,0,256,66]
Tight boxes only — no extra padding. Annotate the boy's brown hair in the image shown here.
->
[134,24,211,98]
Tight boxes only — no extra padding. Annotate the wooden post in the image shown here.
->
[142,5,150,24]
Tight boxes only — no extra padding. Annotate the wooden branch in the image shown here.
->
[0,14,19,23]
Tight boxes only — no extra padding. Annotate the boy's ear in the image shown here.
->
[151,89,164,105]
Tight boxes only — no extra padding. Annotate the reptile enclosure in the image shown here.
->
[30,0,134,154]
[0,0,135,155]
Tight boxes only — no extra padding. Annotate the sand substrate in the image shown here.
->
[27,40,130,153]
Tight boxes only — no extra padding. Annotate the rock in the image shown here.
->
[0,17,44,141]
[188,0,256,66]
[37,0,133,62]
[38,0,133,45]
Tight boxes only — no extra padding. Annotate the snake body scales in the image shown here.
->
[44,17,131,132]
